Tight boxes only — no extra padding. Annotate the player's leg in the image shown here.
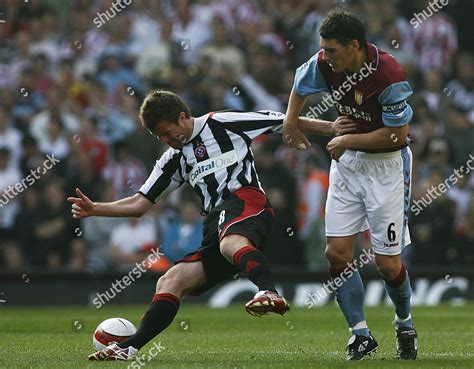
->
[325,156,377,360]
[215,187,288,315]
[364,148,417,359]
[89,261,206,360]
[220,234,276,292]
[326,235,369,336]
[121,261,205,349]
[375,253,417,360]
[220,234,289,316]
[326,235,377,360]
[375,254,413,327]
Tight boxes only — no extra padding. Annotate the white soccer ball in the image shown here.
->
[92,317,137,351]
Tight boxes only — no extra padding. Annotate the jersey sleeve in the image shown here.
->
[293,51,329,96]
[378,81,414,127]
[138,148,184,203]
[210,111,285,139]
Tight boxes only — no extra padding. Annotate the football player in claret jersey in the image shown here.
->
[283,9,418,360]
[68,90,355,361]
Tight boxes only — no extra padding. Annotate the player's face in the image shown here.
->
[320,38,358,73]
[152,112,189,149]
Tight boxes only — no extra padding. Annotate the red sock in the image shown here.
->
[118,293,180,350]
[233,245,276,292]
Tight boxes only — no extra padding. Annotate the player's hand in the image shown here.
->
[67,188,94,219]
[332,116,357,136]
[282,120,311,150]
[326,136,347,162]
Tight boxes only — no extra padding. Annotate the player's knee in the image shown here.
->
[219,238,232,258]
[155,269,181,294]
[375,255,401,280]
[219,234,249,262]
[325,246,350,266]
[155,273,170,292]
[376,262,399,280]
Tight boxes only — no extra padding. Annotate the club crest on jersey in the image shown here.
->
[355,90,363,105]
[194,142,207,158]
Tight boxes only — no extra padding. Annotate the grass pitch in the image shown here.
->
[1,303,473,368]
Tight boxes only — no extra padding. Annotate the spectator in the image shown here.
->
[134,19,177,82]
[443,53,474,123]
[413,0,458,74]
[198,15,246,79]
[161,200,203,262]
[19,135,47,178]
[0,106,23,169]
[14,188,42,268]
[29,88,81,145]
[450,197,474,266]
[108,217,158,270]
[418,138,453,180]
[0,148,21,242]
[82,182,124,271]
[447,174,473,229]
[445,104,474,167]
[78,115,108,174]
[170,0,212,65]
[34,180,79,270]
[102,140,147,199]
[0,147,23,271]
[84,80,135,143]
[410,174,456,266]
[297,156,329,270]
[128,0,162,58]
[38,114,70,161]
[97,48,142,97]
[29,53,56,95]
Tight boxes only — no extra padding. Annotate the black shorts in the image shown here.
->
[175,187,274,294]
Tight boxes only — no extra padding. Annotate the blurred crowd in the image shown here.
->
[0,0,473,273]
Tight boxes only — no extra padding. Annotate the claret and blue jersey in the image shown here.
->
[294,42,413,140]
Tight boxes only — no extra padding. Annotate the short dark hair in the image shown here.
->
[139,90,191,132]
[319,9,366,50]
[0,146,10,157]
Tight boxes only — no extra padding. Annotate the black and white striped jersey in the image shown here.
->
[138,110,284,213]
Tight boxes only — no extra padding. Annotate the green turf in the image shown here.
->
[0,303,473,368]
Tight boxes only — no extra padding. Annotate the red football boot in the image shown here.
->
[245,290,290,316]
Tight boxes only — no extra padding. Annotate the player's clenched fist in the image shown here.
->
[67,188,94,219]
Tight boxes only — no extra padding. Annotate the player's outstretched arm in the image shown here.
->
[283,88,311,150]
[67,188,152,219]
[298,116,357,137]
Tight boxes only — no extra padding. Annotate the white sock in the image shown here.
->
[395,313,412,323]
[351,320,368,332]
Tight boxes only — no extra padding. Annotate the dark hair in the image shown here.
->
[139,90,191,132]
[49,114,64,129]
[22,134,37,147]
[0,146,10,157]
[319,9,366,50]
